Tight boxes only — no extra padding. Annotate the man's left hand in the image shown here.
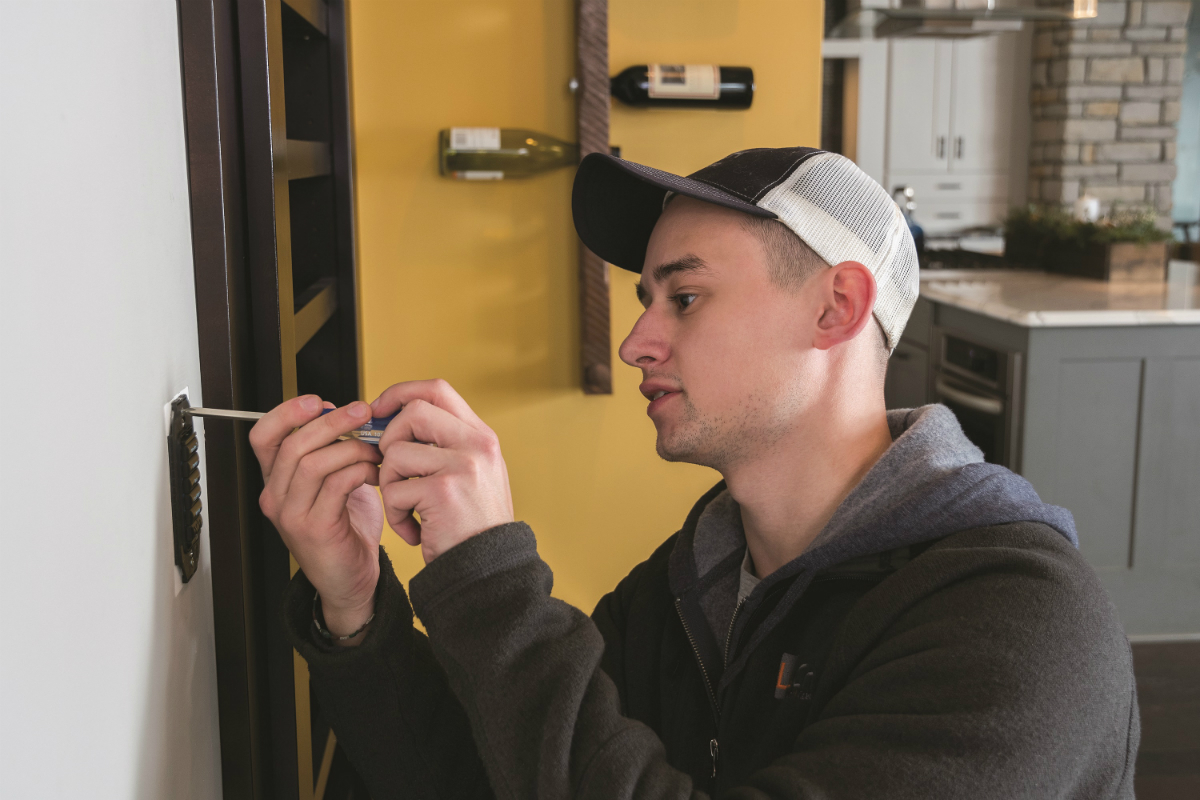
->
[372,379,514,564]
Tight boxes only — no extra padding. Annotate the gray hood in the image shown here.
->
[666,404,1077,687]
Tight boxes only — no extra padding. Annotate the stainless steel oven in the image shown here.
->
[931,328,1023,470]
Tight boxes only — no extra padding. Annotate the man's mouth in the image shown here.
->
[640,382,682,417]
[640,383,680,401]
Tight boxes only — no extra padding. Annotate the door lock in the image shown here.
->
[167,394,203,582]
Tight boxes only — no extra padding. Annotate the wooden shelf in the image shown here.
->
[293,276,337,351]
[286,139,331,180]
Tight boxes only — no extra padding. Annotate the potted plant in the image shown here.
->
[1004,205,1173,282]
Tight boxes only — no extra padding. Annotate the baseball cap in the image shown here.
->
[571,147,919,350]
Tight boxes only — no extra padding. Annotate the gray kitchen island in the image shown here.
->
[886,268,1200,636]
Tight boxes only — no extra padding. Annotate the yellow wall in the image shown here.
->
[348,0,823,612]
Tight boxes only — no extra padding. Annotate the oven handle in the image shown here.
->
[935,378,1004,416]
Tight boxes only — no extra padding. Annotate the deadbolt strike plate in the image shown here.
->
[167,394,203,582]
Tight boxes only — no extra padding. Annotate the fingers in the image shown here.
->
[265,401,374,503]
[248,394,325,480]
[309,461,381,530]
[371,379,488,432]
[380,478,428,544]
[376,398,476,455]
[268,438,382,524]
[378,439,451,487]
[390,511,422,547]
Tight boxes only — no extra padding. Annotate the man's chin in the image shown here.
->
[655,433,703,465]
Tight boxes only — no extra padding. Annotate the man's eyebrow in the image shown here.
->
[648,254,710,285]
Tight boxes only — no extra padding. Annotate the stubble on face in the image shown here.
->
[655,381,803,472]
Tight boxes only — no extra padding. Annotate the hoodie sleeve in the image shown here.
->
[282,547,494,800]
[408,523,703,800]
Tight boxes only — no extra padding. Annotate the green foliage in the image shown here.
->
[1003,204,1171,267]
[1090,206,1174,244]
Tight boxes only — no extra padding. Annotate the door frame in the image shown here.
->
[176,0,360,796]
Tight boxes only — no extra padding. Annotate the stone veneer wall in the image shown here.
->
[1028,1,1192,223]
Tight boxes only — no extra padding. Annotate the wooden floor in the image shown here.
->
[1132,641,1200,800]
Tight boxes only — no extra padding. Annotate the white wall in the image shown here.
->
[0,2,221,797]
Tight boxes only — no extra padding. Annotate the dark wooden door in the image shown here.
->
[178,0,367,797]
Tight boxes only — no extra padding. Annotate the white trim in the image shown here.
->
[821,39,888,186]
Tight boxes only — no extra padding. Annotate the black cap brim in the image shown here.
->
[571,153,776,273]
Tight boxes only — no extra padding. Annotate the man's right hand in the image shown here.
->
[249,396,385,642]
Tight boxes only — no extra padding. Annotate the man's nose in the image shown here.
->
[619,310,668,368]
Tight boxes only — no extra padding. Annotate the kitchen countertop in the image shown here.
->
[918,268,1200,327]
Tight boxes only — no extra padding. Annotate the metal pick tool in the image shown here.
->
[184,407,267,423]
[184,406,396,444]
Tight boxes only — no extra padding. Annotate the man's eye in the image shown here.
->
[672,294,697,310]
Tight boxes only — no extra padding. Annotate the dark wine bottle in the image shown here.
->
[610,64,754,109]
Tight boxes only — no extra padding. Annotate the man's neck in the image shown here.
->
[725,403,893,580]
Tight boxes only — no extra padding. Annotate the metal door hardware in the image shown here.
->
[167,394,203,582]
[955,136,964,159]
[937,136,946,159]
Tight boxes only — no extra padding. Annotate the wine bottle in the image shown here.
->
[438,128,580,180]
[610,64,754,109]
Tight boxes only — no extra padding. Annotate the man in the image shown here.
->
[250,148,1138,799]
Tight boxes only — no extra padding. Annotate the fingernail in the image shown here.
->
[349,401,370,418]
[300,395,321,412]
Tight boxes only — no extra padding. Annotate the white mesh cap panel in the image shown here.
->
[756,153,919,350]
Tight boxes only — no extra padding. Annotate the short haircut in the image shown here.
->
[739,215,891,370]
[739,215,827,292]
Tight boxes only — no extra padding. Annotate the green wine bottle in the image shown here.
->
[438,128,580,180]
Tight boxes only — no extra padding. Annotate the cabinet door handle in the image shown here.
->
[955,137,963,159]
[937,136,946,159]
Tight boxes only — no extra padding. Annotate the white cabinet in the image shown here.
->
[887,40,954,174]
[949,35,1017,175]
[885,34,1023,234]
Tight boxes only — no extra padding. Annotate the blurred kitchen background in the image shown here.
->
[822,3,1199,797]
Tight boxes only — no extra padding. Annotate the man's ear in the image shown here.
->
[812,261,877,351]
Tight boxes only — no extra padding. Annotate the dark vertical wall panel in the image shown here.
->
[240,0,298,407]
[326,0,361,403]
[177,0,274,797]
[236,0,304,793]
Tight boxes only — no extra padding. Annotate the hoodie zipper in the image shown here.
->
[674,597,722,778]
[678,574,883,780]
[723,597,746,669]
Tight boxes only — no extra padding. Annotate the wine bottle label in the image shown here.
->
[449,127,501,150]
[456,170,504,180]
[648,65,720,100]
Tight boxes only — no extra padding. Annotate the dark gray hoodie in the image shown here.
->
[286,405,1139,799]
[676,405,1082,694]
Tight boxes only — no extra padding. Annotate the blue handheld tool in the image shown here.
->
[319,407,395,445]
